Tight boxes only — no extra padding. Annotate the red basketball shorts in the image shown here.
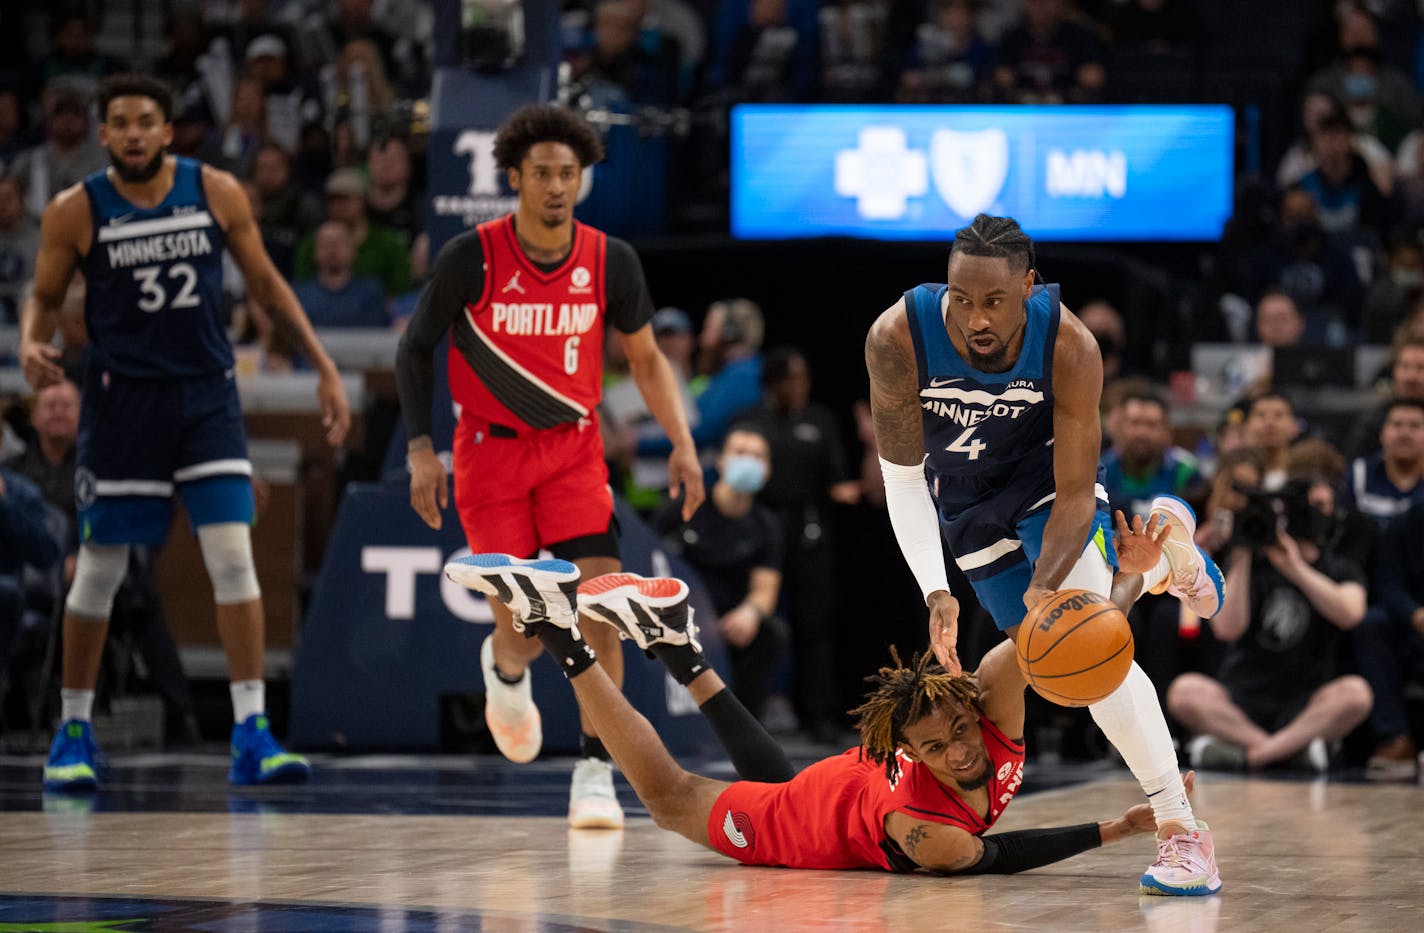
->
[452,413,614,558]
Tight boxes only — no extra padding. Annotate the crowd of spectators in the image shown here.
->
[1,1,1424,778]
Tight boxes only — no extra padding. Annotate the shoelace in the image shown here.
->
[1153,833,1210,874]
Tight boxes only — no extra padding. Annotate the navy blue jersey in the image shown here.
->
[81,157,231,378]
[906,282,1064,522]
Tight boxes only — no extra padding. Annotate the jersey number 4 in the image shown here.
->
[946,426,987,460]
[134,263,201,313]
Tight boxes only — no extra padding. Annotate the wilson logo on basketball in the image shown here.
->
[723,809,755,849]
[1037,592,1108,631]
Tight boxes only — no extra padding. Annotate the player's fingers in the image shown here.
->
[1113,510,1128,537]
[1183,769,1196,796]
[437,470,449,510]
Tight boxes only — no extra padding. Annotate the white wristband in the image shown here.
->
[879,455,951,603]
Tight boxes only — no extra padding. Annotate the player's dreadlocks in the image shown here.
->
[850,647,982,782]
[493,104,605,170]
[951,213,1036,275]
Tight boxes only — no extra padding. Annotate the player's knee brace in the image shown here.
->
[197,522,261,605]
[65,543,132,619]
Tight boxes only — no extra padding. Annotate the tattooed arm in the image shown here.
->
[866,300,961,670]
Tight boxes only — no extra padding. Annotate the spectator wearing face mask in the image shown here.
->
[1076,300,1126,385]
[653,425,787,722]
[1306,5,1421,152]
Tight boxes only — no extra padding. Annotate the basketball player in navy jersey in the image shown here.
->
[18,73,350,791]
[865,214,1226,895]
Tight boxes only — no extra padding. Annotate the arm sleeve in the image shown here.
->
[394,233,485,440]
[604,237,655,334]
[959,823,1102,875]
[879,455,951,602]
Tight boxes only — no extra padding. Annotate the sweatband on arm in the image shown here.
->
[961,822,1102,875]
[879,455,950,602]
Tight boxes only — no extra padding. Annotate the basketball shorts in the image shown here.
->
[76,368,254,546]
[452,412,617,560]
[944,492,1119,633]
[706,778,882,871]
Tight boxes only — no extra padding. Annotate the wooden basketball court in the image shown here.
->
[1,751,1419,931]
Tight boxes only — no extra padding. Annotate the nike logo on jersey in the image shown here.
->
[502,270,526,294]
[928,377,963,388]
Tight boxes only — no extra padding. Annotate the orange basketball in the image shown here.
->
[1015,588,1134,707]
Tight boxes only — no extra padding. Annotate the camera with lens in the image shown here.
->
[1230,481,1336,550]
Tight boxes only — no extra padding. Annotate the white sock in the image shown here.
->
[1089,663,1195,828]
[60,689,94,724]
[1140,553,1171,595]
[230,680,265,724]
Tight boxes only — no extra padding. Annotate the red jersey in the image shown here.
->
[448,215,608,430]
[709,715,1025,871]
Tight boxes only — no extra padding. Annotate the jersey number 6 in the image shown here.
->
[133,263,201,313]
[563,335,580,375]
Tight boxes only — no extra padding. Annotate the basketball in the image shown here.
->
[1015,589,1134,707]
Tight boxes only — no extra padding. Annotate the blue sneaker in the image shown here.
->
[444,554,580,631]
[43,719,100,793]
[229,714,311,785]
[1149,496,1227,619]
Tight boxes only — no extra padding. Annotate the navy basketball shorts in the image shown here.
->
[943,494,1119,632]
[75,369,255,546]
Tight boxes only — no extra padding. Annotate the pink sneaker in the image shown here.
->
[1149,496,1226,619]
[1140,820,1222,896]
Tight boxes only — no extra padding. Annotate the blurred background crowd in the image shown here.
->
[2,0,1424,781]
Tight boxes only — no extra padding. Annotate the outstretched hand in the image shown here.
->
[928,591,962,675]
[1114,509,1170,576]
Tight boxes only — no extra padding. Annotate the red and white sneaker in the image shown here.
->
[479,635,542,764]
[1148,496,1227,619]
[1140,820,1223,896]
[576,574,698,651]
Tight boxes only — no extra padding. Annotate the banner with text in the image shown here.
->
[731,104,1234,242]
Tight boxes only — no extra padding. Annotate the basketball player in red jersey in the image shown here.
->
[441,506,1191,874]
[394,105,703,829]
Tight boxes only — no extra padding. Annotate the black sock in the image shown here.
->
[532,623,597,679]
[649,642,708,686]
[700,688,796,783]
[580,733,611,762]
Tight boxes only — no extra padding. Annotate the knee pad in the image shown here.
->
[197,522,261,605]
[65,543,131,619]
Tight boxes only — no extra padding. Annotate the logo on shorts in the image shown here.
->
[74,467,97,510]
[723,809,754,850]
[570,266,592,293]
[502,270,526,294]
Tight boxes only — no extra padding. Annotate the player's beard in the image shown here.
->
[109,147,166,183]
[955,759,991,791]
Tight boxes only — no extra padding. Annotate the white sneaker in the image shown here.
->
[1140,820,1222,896]
[479,635,542,764]
[576,573,696,650]
[445,554,580,631]
[1148,496,1227,619]
[568,757,624,829]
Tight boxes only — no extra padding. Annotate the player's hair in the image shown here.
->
[850,647,981,782]
[950,214,1036,275]
[97,72,174,123]
[492,104,604,171]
